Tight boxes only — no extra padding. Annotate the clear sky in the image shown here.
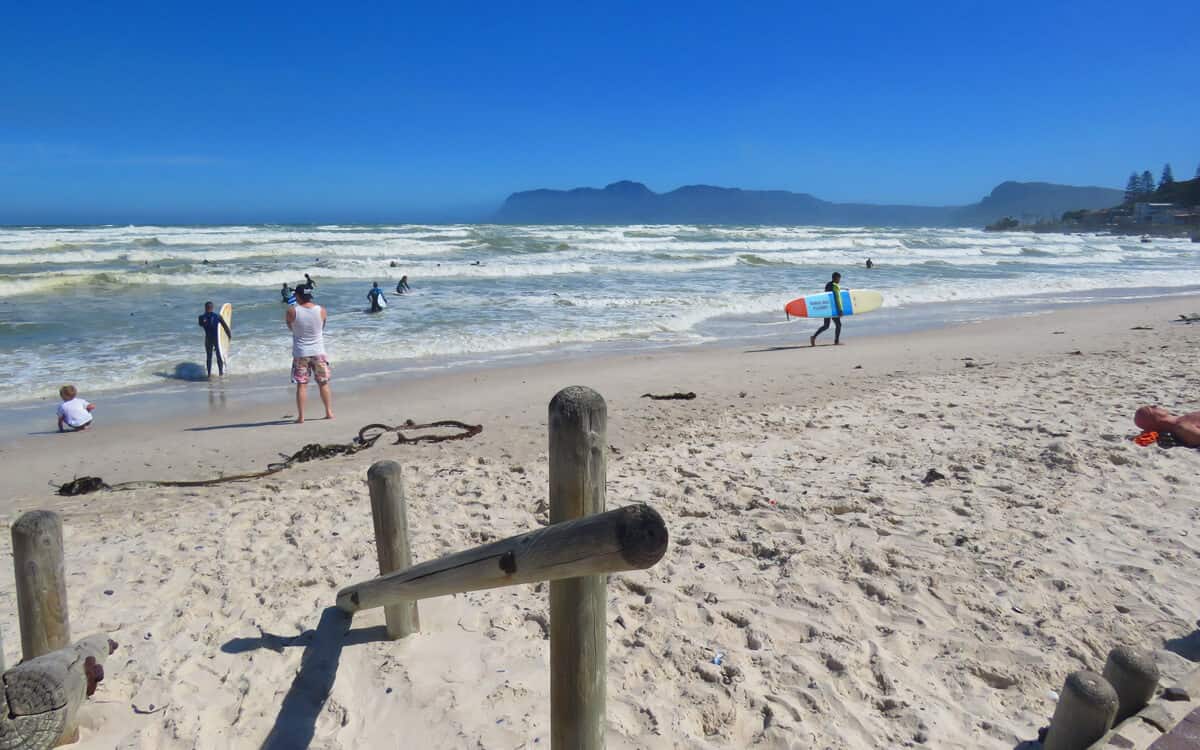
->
[2,0,1197,224]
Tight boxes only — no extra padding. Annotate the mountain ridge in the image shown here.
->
[495,180,1124,226]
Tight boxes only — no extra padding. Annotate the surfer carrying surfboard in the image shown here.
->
[198,301,232,377]
[367,282,387,313]
[810,272,844,346]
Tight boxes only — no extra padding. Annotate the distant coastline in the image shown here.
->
[495,180,1123,227]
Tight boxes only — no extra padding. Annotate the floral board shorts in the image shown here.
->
[291,355,331,385]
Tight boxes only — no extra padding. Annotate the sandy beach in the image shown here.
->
[2,295,1199,748]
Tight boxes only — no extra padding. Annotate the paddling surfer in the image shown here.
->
[810,272,844,346]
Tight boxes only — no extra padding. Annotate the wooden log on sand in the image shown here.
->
[336,503,667,612]
[0,634,117,750]
[12,511,70,662]
[548,386,607,750]
[367,460,419,639]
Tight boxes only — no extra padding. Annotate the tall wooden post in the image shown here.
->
[368,460,419,639]
[12,510,71,661]
[548,386,607,750]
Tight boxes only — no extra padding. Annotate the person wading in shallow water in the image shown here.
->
[810,272,844,346]
[285,286,334,424]
[198,301,232,377]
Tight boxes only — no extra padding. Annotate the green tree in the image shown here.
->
[1140,170,1156,195]
[1159,163,1175,190]
[1124,172,1140,203]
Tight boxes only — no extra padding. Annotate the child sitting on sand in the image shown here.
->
[56,385,95,432]
[1134,406,1200,448]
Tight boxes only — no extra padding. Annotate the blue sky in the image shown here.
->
[2,0,1197,224]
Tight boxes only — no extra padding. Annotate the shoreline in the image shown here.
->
[4,282,1199,438]
[0,290,1196,747]
[2,292,1197,504]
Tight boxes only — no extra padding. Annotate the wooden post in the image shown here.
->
[0,634,117,750]
[1102,646,1159,723]
[1043,670,1119,750]
[548,386,607,750]
[336,504,666,611]
[367,460,419,639]
[12,510,71,661]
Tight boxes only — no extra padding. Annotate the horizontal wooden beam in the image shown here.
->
[337,504,667,613]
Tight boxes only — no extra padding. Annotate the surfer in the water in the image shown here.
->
[295,273,316,296]
[865,258,874,269]
[367,282,386,313]
[198,301,232,377]
[395,275,411,294]
[281,282,294,303]
[810,272,843,346]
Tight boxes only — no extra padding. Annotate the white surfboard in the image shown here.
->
[217,303,232,365]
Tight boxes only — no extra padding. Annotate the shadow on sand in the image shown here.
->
[185,419,294,432]
[220,607,389,750]
[154,362,210,382]
[743,344,829,353]
[1165,629,1200,662]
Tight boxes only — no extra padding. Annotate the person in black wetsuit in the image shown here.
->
[281,282,294,302]
[395,275,411,294]
[810,272,843,346]
[366,282,386,312]
[198,301,232,377]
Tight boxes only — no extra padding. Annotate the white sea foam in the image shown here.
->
[2,223,1198,404]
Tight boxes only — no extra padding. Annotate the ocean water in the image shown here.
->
[2,224,1198,405]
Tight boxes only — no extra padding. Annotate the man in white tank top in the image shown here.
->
[285,287,334,423]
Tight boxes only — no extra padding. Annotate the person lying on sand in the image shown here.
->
[1134,406,1200,448]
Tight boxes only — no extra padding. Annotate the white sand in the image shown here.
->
[2,296,1199,748]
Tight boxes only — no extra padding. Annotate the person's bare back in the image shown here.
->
[1135,406,1200,447]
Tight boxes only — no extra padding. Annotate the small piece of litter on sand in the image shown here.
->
[1130,326,1153,330]
[921,469,946,484]
[132,703,168,715]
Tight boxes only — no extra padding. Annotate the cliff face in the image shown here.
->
[496,180,1124,226]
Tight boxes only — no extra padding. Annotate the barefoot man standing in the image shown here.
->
[286,285,334,423]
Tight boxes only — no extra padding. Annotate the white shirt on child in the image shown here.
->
[57,397,92,427]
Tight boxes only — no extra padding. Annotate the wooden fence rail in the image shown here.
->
[337,386,669,750]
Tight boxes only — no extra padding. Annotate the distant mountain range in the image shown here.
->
[495,180,1124,227]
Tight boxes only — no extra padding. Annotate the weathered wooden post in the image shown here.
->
[0,634,118,750]
[548,386,607,750]
[367,460,419,639]
[13,510,71,661]
[1102,646,1159,723]
[1043,670,1119,750]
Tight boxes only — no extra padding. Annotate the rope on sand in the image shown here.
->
[640,392,697,401]
[55,419,482,496]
